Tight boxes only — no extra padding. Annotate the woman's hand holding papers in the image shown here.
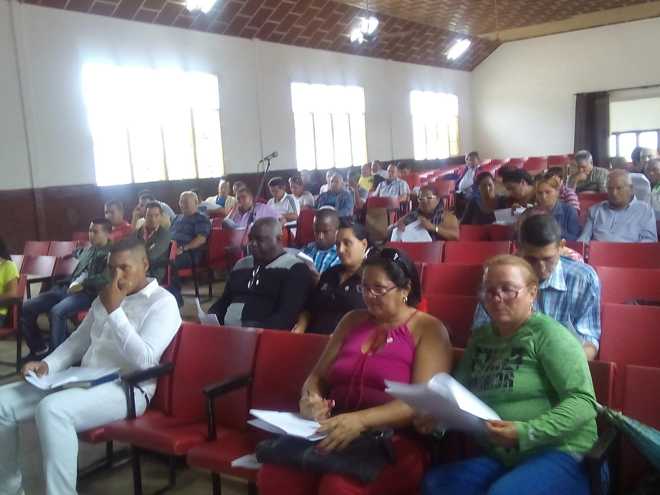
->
[485,420,519,448]
[299,391,333,421]
[412,414,437,435]
[317,412,366,452]
[21,360,49,378]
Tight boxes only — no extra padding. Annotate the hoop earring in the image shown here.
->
[403,296,408,304]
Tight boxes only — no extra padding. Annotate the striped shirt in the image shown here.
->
[302,243,341,273]
[472,257,602,349]
[375,178,410,198]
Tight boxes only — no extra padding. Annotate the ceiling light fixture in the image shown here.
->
[185,0,216,14]
[350,15,379,44]
[447,39,471,60]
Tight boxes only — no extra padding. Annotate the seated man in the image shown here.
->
[225,187,279,230]
[302,209,341,273]
[0,237,181,494]
[136,202,172,283]
[473,214,601,360]
[131,190,174,230]
[105,200,133,241]
[316,172,355,218]
[209,218,314,330]
[169,191,212,305]
[456,151,481,198]
[578,170,657,243]
[319,169,335,195]
[288,175,315,210]
[21,219,112,356]
[567,150,608,193]
[203,177,237,216]
[647,159,660,219]
[267,176,299,222]
[629,146,656,204]
[374,164,410,203]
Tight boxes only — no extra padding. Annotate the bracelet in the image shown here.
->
[435,225,439,234]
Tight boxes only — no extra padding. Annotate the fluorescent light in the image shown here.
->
[350,28,365,44]
[360,16,379,36]
[185,0,216,14]
[447,39,471,60]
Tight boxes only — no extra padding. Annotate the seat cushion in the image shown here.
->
[104,411,208,455]
[79,426,109,443]
[186,428,270,481]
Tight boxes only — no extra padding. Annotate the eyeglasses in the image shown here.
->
[360,284,398,297]
[418,195,437,201]
[479,285,527,302]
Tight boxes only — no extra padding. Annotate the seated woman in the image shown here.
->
[391,185,459,241]
[258,248,453,495]
[293,220,369,335]
[0,237,19,327]
[422,255,598,495]
[523,174,581,241]
[461,172,508,225]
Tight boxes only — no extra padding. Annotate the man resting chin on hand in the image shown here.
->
[0,237,181,495]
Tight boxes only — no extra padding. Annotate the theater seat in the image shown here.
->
[443,241,511,265]
[458,225,490,241]
[0,275,27,377]
[423,294,478,348]
[596,266,660,304]
[386,241,444,264]
[294,209,316,247]
[186,330,329,491]
[104,324,259,494]
[422,263,483,297]
[589,242,660,269]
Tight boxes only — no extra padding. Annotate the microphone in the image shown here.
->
[259,151,278,162]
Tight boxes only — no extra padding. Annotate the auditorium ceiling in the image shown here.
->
[19,0,660,71]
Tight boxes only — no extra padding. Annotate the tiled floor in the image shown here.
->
[0,280,251,494]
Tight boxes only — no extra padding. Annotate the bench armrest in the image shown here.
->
[203,373,252,440]
[122,362,174,418]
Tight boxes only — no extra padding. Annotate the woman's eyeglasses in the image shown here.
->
[479,285,527,302]
[360,284,398,297]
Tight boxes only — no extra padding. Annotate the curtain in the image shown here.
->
[574,91,610,166]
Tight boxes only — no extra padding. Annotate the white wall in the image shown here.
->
[472,17,660,159]
[0,1,472,190]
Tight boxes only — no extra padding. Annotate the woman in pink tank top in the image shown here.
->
[258,247,453,495]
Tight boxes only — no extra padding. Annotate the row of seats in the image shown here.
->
[78,323,640,494]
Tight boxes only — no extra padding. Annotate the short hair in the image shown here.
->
[545,167,565,180]
[475,171,494,186]
[484,254,539,288]
[330,170,345,181]
[608,169,633,186]
[251,217,281,238]
[236,187,253,197]
[535,174,561,190]
[137,189,156,201]
[349,170,361,181]
[338,218,369,244]
[104,200,124,212]
[574,150,593,164]
[110,236,148,259]
[397,162,411,170]
[631,146,643,164]
[268,176,287,189]
[364,247,421,307]
[518,214,562,247]
[289,175,304,186]
[501,169,533,185]
[233,180,247,190]
[145,201,162,213]
[419,184,438,196]
[91,218,112,234]
[315,208,340,226]
[180,190,199,202]
[466,151,480,161]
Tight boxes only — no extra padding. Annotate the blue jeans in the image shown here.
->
[20,285,94,352]
[167,250,204,306]
[423,451,590,495]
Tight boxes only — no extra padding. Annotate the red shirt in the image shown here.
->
[110,221,133,242]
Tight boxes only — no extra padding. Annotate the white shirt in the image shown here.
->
[319,184,330,194]
[44,279,182,397]
[458,166,478,193]
[267,193,299,219]
[630,173,651,204]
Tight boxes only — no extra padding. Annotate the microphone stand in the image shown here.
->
[240,155,274,254]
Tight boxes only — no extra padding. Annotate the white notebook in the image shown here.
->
[26,367,120,391]
[386,373,500,434]
[248,409,326,441]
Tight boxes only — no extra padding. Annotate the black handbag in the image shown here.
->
[255,429,396,483]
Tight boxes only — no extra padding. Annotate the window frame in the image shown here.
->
[610,129,660,158]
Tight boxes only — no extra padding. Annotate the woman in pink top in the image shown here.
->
[258,247,453,495]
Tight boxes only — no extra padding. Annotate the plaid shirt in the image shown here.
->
[302,243,341,274]
[472,257,601,348]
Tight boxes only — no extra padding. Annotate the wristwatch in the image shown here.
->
[434,225,439,234]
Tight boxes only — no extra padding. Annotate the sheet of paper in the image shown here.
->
[195,298,220,326]
[231,453,262,470]
[494,208,525,225]
[386,373,500,434]
[26,367,120,390]
[296,251,314,264]
[249,409,326,441]
[390,220,433,243]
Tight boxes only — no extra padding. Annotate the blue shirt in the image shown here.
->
[578,198,657,243]
[472,257,602,348]
[316,189,355,218]
[374,178,410,198]
[302,243,341,273]
[170,212,211,246]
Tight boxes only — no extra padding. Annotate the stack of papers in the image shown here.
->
[494,207,526,225]
[390,220,433,243]
[26,367,120,391]
[195,298,220,326]
[248,409,326,441]
[386,373,500,434]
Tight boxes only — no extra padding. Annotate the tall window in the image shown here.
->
[82,64,224,186]
[609,93,660,160]
[410,91,459,160]
[291,83,368,171]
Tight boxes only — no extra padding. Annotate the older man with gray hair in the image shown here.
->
[567,150,608,193]
[578,170,657,243]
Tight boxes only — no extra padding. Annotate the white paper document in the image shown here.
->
[494,207,526,225]
[390,220,433,243]
[248,409,326,441]
[230,453,262,470]
[385,373,500,434]
[195,298,220,326]
[26,367,120,391]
